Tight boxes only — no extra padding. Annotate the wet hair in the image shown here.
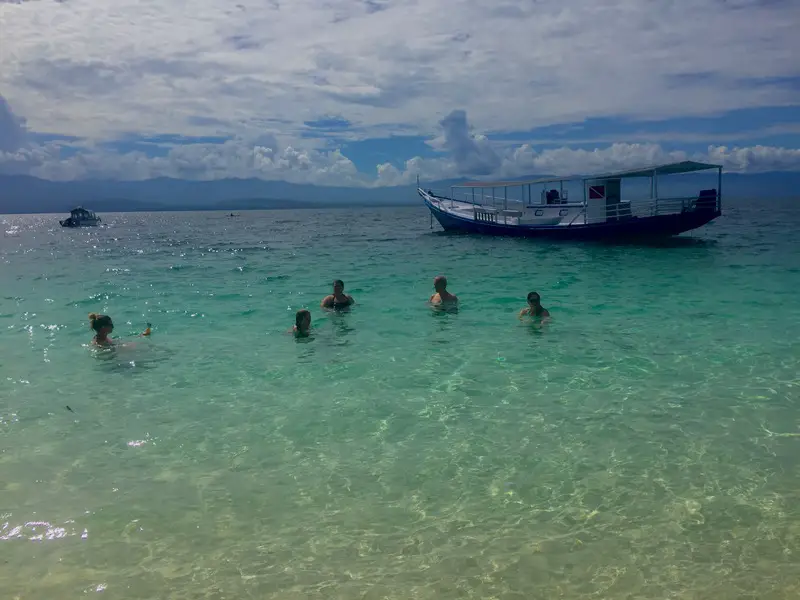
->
[333,279,344,289]
[527,291,540,303]
[88,312,113,332]
[295,309,311,328]
[434,275,447,288]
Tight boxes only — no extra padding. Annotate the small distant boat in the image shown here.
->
[419,160,723,240]
[60,207,101,227]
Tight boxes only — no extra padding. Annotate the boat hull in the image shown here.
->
[60,219,100,227]
[424,199,720,240]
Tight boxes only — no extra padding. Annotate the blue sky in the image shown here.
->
[1,0,799,186]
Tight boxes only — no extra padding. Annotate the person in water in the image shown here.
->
[88,313,115,346]
[519,291,550,319]
[88,313,151,346]
[292,309,312,337]
[429,275,458,306]
[321,279,354,310]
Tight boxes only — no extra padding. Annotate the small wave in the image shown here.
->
[229,246,270,254]
[69,293,122,307]
[1,519,81,542]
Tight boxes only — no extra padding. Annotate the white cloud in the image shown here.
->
[378,141,800,186]
[377,111,800,184]
[4,136,800,188]
[707,144,800,173]
[0,94,27,152]
[1,0,799,141]
[2,102,800,185]
[0,140,364,185]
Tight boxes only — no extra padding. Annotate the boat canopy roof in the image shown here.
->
[453,160,722,189]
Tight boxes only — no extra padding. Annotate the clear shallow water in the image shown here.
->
[1,202,799,599]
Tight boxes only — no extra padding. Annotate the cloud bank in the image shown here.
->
[2,105,800,186]
[2,0,799,140]
[1,0,799,186]
[0,95,27,152]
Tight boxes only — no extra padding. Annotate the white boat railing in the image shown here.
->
[424,188,578,209]
[587,195,717,224]
[422,188,719,227]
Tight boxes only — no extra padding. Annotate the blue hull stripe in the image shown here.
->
[424,199,720,240]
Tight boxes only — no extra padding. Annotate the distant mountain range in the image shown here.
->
[0,174,418,213]
[0,171,797,214]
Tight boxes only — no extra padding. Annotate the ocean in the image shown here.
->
[2,200,799,599]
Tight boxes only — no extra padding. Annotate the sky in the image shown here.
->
[1,0,799,187]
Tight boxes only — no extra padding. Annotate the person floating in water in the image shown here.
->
[292,309,312,337]
[88,313,151,346]
[321,279,354,310]
[429,275,458,307]
[519,291,550,320]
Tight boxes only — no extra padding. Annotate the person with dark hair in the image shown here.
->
[88,312,115,346]
[292,309,312,337]
[321,279,354,310]
[519,292,550,319]
[429,275,458,307]
[88,313,151,346]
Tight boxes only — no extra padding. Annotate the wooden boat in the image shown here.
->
[418,160,722,239]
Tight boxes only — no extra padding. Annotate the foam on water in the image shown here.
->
[1,203,799,599]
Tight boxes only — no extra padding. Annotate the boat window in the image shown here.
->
[559,209,569,216]
[534,209,543,216]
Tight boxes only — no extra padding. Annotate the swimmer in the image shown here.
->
[519,291,550,320]
[88,313,152,346]
[429,275,458,307]
[321,279,354,310]
[88,313,115,346]
[292,309,312,337]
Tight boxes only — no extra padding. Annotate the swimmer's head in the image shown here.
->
[332,279,344,294]
[433,275,448,292]
[527,291,541,306]
[295,309,311,331]
[88,312,113,334]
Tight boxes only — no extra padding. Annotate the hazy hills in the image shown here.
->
[0,175,416,213]
[0,172,797,214]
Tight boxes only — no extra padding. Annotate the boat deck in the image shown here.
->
[427,197,586,227]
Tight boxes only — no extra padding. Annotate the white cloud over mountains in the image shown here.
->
[373,120,800,186]
[2,0,799,141]
[3,103,800,186]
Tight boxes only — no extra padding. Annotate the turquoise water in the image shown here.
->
[2,202,799,599]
